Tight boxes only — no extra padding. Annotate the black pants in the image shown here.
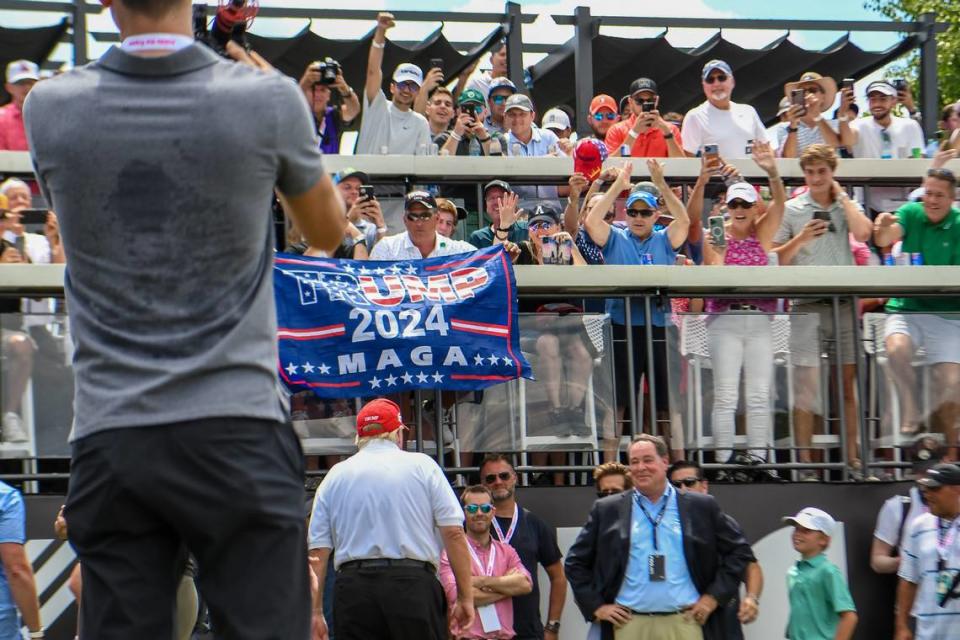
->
[334,565,447,640]
[65,418,310,640]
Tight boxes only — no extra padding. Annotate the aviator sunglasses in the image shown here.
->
[705,74,728,84]
[626,208,656,218]
[593,112,617,121]
[672,477,702,488]
[483,471,513,484]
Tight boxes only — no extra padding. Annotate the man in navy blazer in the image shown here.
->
[565,434,754,640]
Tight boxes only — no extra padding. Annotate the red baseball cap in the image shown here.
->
[356,398,405,436]
[589,94,618,116]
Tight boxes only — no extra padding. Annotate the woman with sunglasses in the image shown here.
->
[701,143,786,472]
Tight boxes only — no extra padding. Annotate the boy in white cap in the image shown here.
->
[783,507,858,640]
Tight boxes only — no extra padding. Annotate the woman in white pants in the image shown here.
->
[703,143,786,467]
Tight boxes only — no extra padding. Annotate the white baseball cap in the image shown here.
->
[782,507,836,537]
[725,182,758,204]
[392,63,423,87]
[6,59,39,84]
[542,108,571,132]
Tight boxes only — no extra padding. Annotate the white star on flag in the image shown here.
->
[487,354,500,366]
[388,264,403,274]
[404,264,417,274]
[359,266,371,275]
[385,374,398,386]
[343,264,356,273]
[318,363,331,375]
[416,371,429,383]
[401,372,414,384]
[431,371,444,383]
[474,353,486,366]
[302,362,315,374]
[285,362,298,376]
[369,376,382,389]
[374,267,386,275]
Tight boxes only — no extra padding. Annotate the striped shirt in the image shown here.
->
[899,512,960,640]
[775,119,839,156]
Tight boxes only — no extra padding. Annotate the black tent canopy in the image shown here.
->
[0,19,68,105]
[527,31,920,125]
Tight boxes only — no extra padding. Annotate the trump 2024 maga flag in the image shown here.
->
[274,245,533,397]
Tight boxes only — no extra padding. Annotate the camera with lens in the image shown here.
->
[312,58,340,86]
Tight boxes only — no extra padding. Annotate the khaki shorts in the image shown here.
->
[789,301,856,368]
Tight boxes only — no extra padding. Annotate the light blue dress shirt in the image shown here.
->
[615,483,700,612]
[602,227,676,326]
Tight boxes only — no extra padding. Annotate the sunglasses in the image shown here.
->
[726,200,754,210]
[465,503,494,514]
[918,483,942,492]
[529,220,557,231]
[483,471,513,484]
[593,112,617,121]
[491,94,509,105]
[596,488,622,497]
[705,74,728,84]
[928,168,957,182]
[405,212,434,221]
[395,81,420,93]
[626,208,656,218]
[671,477,701,488]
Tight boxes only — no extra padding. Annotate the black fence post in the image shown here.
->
[71,0,88,65]
[573,6,595,139]
[919,11,938,140]
[505,1,525,92]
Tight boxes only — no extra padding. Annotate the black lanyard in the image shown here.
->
[635,488,670,551]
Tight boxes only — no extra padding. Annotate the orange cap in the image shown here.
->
[589,94,618,116]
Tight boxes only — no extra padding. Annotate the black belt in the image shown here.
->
[338,559,435,573]
[628,609,687,616]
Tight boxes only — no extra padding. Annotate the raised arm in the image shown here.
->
[872,211,903,248]
[648,158,689,249]
[414,67,443,115]
[833,181,872,242]
[365,13,394,103]
[563,172,590,235]
[752,142,786,247]
[333,70,361,122]
[584,161,633,248]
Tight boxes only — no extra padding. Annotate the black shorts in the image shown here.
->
[612,323,669,412]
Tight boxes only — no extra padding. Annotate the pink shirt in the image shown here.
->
[0,103,29,151]
[439,536,530,639]
[705,232,778,313]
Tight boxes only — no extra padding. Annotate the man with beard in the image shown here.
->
[586,94,619,142]
[844,80,923,160]
[479,455,567,640]
[356,13,432,154]
[439,485,532,640]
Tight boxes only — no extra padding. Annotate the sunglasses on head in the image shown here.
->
[491,94,509,104]
[405,211,434,221]
[593,112,617,121]
[672,477,701,488]
[705,74,728,84]
[483,471,512,484]
[626,208,655,218]
[465,503,494,514]
[727,199,754,210]
[596,488,622,497]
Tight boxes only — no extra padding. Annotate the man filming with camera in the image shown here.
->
[24,0,345,638]
[299,58,360,155]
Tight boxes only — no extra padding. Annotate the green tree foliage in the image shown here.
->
[864,1,960,111]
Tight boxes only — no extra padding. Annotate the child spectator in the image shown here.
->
[782,508,858,640]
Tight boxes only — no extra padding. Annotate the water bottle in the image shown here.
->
[880,130,894,160]
[468,135,482,157]
[766,252,779,266]
[925,137,940,159]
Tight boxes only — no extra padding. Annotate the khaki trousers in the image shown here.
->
[613,612,704,640]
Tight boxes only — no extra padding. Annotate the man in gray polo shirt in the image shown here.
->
[23,0,343,637]
[773,144,872,480]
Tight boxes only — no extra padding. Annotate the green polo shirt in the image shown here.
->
[886,202,960,314]
[786,553,856,640]
[468,221,529,249]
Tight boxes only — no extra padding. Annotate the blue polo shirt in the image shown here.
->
[601,226,676,326]
[0,482,25,638]
[615,484,699,612]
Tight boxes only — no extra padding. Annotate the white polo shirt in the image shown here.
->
[681,100,769,159]
[369,231,475,261]
[309,439,463,569]
[899,512,960,639]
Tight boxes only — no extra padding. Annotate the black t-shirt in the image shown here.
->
[493,507,562,638]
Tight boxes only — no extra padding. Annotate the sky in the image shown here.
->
[1,0,912,96]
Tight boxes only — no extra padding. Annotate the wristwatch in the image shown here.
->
[544,620,561,633]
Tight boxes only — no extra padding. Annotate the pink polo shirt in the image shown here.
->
[0,102,29,151]
[439,536,530,639]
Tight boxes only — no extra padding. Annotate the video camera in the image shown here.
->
[193,1,259,58]
[311,58,341,86]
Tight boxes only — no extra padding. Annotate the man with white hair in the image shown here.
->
[308,398,475,640]
[0,60,39,151]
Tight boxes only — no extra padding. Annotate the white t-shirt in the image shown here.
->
[308,439,463,568]
[850,115,924,159]
[356,90,432,155]
[681,100,769,159]
[874,487,928,548]
[898,512,960,640]
[369,231,476,260]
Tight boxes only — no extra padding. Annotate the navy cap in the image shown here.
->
[629,78,658,96]
[405,190,437,210]
[528,203,562,226]
[702,59,733,81]
[917,463,960,488]
[488,77,518,97]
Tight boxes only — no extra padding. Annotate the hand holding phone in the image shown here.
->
[708,215,726,249]
[540,235,559,264]
[703,144,720,173]
[359,185,375,202]
[812,210,836,232]
[790,88,807,117]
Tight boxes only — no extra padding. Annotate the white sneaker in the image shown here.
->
[1,412,28,443]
